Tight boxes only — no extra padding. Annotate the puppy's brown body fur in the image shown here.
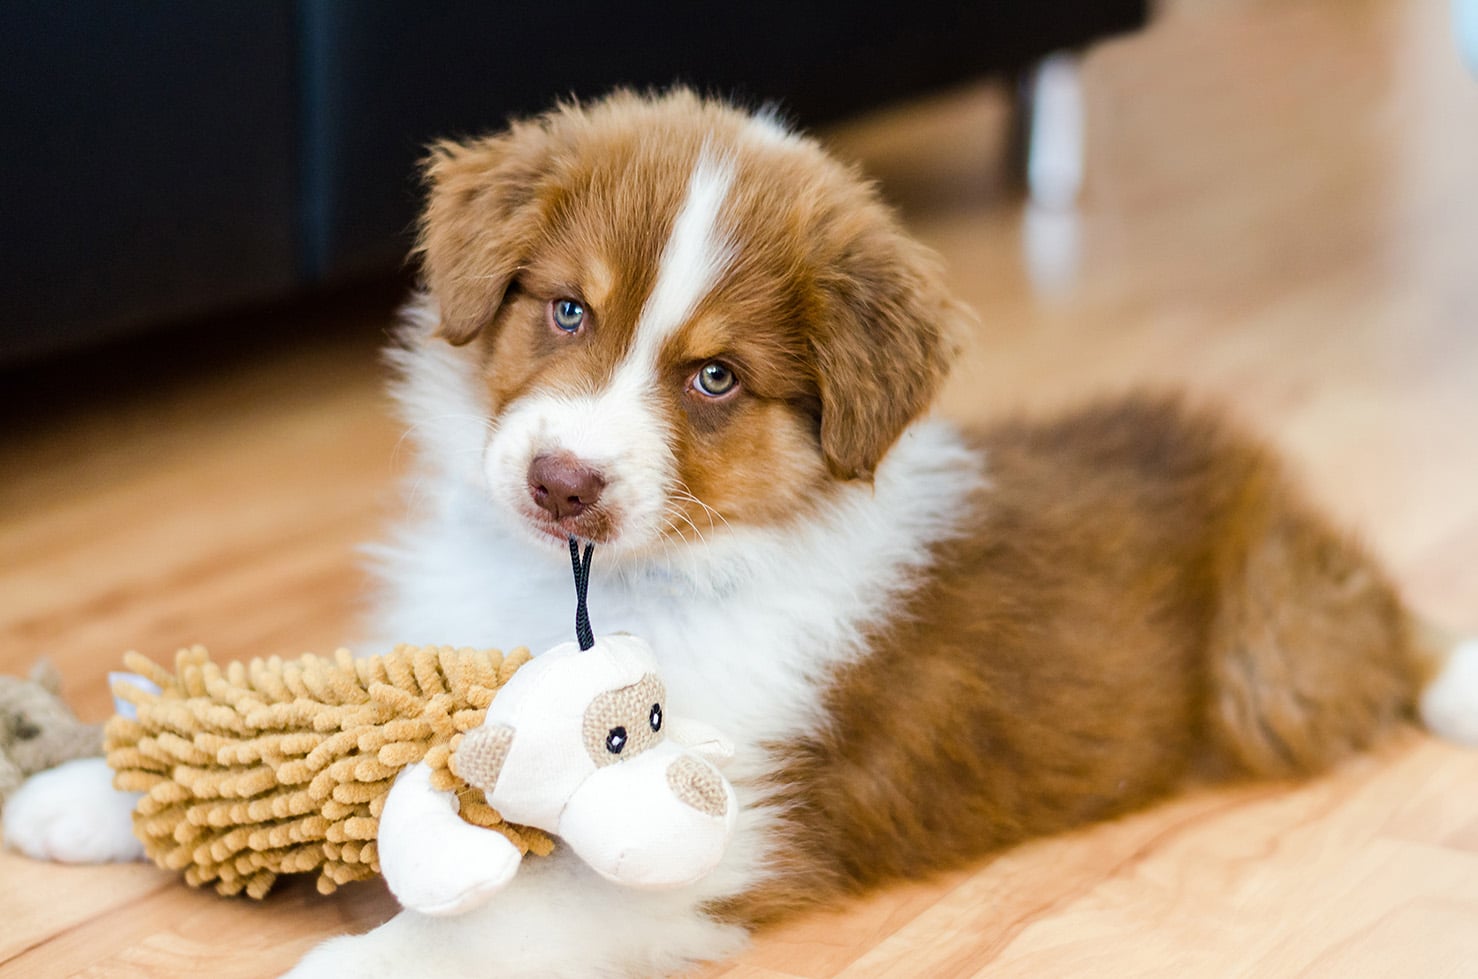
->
[736,395,1420,922]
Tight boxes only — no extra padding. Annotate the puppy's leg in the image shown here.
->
[285,845,751,979]
[1203,477,1426,777]
[3,757,143,863]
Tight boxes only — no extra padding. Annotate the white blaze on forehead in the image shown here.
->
[480,155,739,557]
[629,154,737,366]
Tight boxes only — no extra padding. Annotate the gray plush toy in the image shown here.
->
[0,661,102,809]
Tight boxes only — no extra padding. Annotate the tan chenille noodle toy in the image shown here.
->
[105,643,553,899]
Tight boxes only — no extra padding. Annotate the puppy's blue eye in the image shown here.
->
[694,362,737,397]
[550,299,585,333]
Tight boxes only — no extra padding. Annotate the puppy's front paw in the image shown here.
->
[283,932,422,979]
[2,757,144,863]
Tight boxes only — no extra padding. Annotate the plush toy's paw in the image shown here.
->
[379,762,522,916]
[3,757,144,863]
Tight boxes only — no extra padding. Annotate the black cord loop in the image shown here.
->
[568,537,595,650]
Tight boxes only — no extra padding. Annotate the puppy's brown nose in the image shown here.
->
[528,453,606,519]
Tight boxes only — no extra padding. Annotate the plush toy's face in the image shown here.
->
[454,638,685,827]
[452,636,736,889]
[0,662,100,777]
[581,672,666,767]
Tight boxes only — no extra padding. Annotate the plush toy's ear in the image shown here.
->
[29,658,61,696]
[665,754,730,818]
[416,119,554,346]
[452,723,516,794]
[808,211,964,481]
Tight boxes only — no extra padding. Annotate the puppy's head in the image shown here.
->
[417,89,962,559]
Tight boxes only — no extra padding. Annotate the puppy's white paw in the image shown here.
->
[3,757,144,863]
[283,932,428,979]
[1422,638,1478,746]
[279,941,345,979]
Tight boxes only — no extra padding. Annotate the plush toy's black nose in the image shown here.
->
[528,453,606,519]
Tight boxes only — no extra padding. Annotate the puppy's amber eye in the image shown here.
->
[549,299,586,334]
[693,362,738,398]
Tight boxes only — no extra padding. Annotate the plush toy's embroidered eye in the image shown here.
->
[549,298,586,334]
[583,673,666,766]
[13,716,39,741]
[693,362,737,397]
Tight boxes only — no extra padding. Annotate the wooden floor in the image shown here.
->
[4,0,1477,974]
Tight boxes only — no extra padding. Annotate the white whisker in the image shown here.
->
[672,481,731,533]
[662,502,710,547]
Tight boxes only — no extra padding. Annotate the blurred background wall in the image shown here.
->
[0,0,1145,367]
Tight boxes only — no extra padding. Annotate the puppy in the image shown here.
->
[9,89,1476,977]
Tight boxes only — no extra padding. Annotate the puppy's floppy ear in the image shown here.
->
[416,119,552,345]
[810,216,963,481]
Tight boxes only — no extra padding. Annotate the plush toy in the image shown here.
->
[106,637,736,908]
[105,542,738,908]
[379,633,735,915]
[1,660,102,810]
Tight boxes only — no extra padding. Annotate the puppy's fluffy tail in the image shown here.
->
[1417,623,1478,746]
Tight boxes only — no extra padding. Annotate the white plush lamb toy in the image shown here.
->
[377,633,737,916]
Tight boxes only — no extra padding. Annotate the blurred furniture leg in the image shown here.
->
[1021,52,1085,211]
[1457,0,1478,77]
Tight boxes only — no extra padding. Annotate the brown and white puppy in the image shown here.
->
[308,88,1478,977]
[8,89,1472,977]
